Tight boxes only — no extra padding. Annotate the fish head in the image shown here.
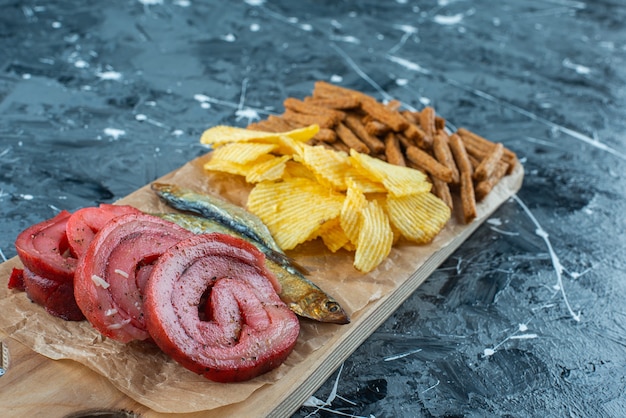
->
[290,293,350,325]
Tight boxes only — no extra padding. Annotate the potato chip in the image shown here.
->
[210,142,277,164]
[354,199,394,273]
[274,135,306,158]
[282,160,317,181]
[349,149,431,197]
[200,124,319,147]
[245,154,291,183]
[340,180,368,246]
[344,169,387,194]
[314,218,350,253]
[301,144,351,190]
[247,177,344,250]
[203,156,265,177]
[386,192,451,244]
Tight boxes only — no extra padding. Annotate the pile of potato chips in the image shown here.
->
[201,124,451,273]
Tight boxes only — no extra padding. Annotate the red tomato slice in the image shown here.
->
[14,210,77,283]
[66,204,142,258]
[22,267,85,321]
[73,213,193,343]
[144,233,300,383]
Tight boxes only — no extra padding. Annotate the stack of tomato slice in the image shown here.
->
[9,204,300,382]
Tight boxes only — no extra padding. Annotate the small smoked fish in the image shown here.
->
[151,182,306,275]
[155,212,350,324]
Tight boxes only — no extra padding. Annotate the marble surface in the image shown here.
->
[1,0,625,416]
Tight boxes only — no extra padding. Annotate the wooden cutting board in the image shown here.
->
[0,155,523,418]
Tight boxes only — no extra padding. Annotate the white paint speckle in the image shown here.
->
[483,348,495,357]
[201,102,211,109]
[250,23,260,32]
[194,94,210,103]
[487,218,502,226]
[434,13,464,25]
[330,74,343,83]
[51,21,62,29]
[74,59,88,68]
[395,24,418,34]
[97,71,122,81]
[22,73,31,80]
[103,128,126,140]
[173,0,191,6]
[138,0,163,5]
[510,333,538,340]
[387,55,430,74]
[244,0,265,5]
[330,35,360,44]
[172,129,184,136]
[562,58,591,75]
[21,194,34,200]
[518,323,528,332]
[221,33,236,42]
[395,78,408,86]
[236,108,260,124]
[135,114,148,121]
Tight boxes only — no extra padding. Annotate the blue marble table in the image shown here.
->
[1,1,625,416]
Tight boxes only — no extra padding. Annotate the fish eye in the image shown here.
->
[326,301,339,313]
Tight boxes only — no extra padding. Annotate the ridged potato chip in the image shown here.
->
[203,156,267,177]
[245,154,291,183]
[282,160,317,181]
[200,124,319,147]
[386,192,451,244]
[209,142,277,164]
[354,200,394,273]
[314,218,350,253]
[302,145,351,190]
[247,177,345,250]
[349,149,431,197]
[340,180,368,246]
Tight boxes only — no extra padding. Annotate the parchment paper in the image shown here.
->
[0,151,524,413]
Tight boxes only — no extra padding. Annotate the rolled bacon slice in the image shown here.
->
[14,210,77,283]
[66,204,142,258]
[74,213,193,343]
[22,267,85,321]
[144,233,300,383]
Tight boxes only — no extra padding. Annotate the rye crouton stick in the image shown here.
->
[364,119,391,137]
[406,145,454,183]
[475,160,508,201]
[432,133,460,184]
[457,127,518,173]
[283,97,346,125]
[419,107,437,139]
[460,172,477,223]
[384,132,406,166]
[473,142,504,182]
[360,98,409,132]
[431,175,453,210]
[448,133,477,223]
[304,95,361,110]
[313,128,338,143]
[344,113,385,154]
[335,122,371,154]
[282,109,337,129]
